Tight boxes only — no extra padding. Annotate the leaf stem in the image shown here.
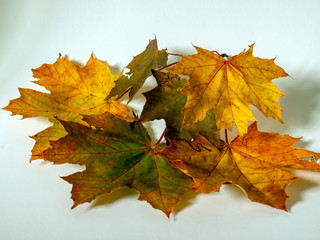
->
[212,50,221,55]
[168,52,181,56]
[225,129,229,144]
[158,62,178,71]
[115,88,131,101]
[155,127,167,145]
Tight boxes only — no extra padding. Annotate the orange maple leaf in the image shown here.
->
[167,44,289,136]
[158,122,320,210]
[3,54,132,159]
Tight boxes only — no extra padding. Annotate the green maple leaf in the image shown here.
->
[39,112,192,217]
[108,38,168,101]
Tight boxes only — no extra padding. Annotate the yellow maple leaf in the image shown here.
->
[4,54,132,159]
[167,44,289,136]
[158,122,320,210]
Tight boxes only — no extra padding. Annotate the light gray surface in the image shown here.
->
[1,0,320,239]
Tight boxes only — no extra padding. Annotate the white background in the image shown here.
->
[1,0,320,239]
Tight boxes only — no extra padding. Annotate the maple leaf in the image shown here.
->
[140,70,220,146]
[158,122,320,210]
[108,38,168,101]
[3,54,132,158]
[39,112,192,217]
[167,44,289,136]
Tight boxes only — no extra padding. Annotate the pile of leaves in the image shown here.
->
[4,39,320,217]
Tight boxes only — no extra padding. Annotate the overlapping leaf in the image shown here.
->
[4,54,132,158]
[158,122,320,210]
[140,70,220,146]
[140,70,187,138]
[108,39,168,101]
[167,44,289,136]
[39,112,192,217]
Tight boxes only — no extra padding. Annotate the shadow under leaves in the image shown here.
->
[279,72,320,132]
[172,190,200,217]
[90,188,138,208]
[285,177,318,211]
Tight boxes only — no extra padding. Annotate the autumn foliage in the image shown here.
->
[3,39,320,217]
